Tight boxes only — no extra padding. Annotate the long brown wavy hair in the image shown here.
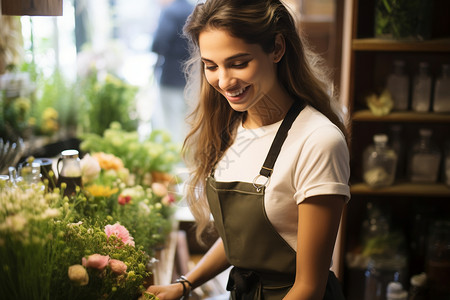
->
[182,0,348,242]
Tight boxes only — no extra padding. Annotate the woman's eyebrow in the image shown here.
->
[201,53,252,63]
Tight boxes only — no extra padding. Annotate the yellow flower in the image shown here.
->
[366,89,394,116]
[42,107,59,120]
[84,184,119,197]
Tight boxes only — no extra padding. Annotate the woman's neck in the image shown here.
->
[243,91,295,129]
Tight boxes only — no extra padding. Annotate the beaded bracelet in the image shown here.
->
[175,275,193,298]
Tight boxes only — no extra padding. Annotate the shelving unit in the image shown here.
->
[339,0,450,299]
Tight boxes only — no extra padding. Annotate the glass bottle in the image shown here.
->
[364,255,407,300]
[408,129,441,183]
[408,273,428,300]
[386,60,409,111]
[363,134,398,188]
[425,220,450,298]
[411,62,432,112]
[386,282,407,300]
[433,64,450,113]
[57,149,82,196]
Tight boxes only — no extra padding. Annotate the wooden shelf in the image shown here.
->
[350,182,450,197]
[352,110,450,123]
[352,38,450,52]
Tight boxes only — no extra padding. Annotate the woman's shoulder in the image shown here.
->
[294,105,346,140]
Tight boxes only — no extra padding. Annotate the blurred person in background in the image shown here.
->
[151,0,194,144]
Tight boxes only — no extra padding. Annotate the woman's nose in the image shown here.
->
[218,69,235,90]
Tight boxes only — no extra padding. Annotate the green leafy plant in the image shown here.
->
[374,0,432,40]
[78,71,139,136]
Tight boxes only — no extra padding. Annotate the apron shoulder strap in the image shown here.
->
[259,101,305,178]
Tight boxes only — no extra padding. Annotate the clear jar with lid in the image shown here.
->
[408,129,441,183]
[363,134,398,188]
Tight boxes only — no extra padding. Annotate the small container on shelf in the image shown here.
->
[363,134,398,188]
[408,272,428,300]
[432,64,450,113]
[408,129,441,183]
[386,281,407,300]
[386,60,410,111]
[411,62,432,112]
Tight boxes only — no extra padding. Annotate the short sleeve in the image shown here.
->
[294,125,350,204]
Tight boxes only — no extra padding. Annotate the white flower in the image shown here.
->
[80,154,101,184]
[41,208,60,219]
[4,214,27,232]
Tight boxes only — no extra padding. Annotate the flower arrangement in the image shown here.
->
[0,157,177,299]
[80,122,182,185]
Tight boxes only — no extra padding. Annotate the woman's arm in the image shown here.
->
[146,238,230,300]
[284,194,345,300]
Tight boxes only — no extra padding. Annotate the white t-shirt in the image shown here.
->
[214,105,350,250]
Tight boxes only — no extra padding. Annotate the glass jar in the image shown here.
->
[57,149,82,196]
[364,255,407,300]
[363,134,398,188]
[408,129,441,183]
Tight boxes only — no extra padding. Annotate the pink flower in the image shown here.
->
[82,254,110,270]
[109,259,127,275]
[104,222,135,247]
[151,182,168,197]
[161,193,175,206]
[118,194,131,205]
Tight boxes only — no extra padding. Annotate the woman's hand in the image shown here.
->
[144,282,186,300]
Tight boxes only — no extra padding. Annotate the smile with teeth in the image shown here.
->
[226,86,248,97]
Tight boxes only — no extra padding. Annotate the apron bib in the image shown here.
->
[206,102,345,300]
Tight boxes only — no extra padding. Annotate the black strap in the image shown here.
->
[259,101,305,178]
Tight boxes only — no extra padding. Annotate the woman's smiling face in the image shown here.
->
[199,28,280,113]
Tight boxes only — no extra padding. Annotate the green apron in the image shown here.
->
[206,102,345,300]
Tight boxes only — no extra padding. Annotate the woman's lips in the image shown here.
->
[224,86,250,102]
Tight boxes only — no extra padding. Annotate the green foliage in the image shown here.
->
[80,122,181,182]
[374,0,432,40]
[78,72,139,136]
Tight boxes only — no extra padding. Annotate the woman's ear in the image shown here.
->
[273,33,286,63]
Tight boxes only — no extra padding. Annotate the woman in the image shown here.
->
[147,0,350,299]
